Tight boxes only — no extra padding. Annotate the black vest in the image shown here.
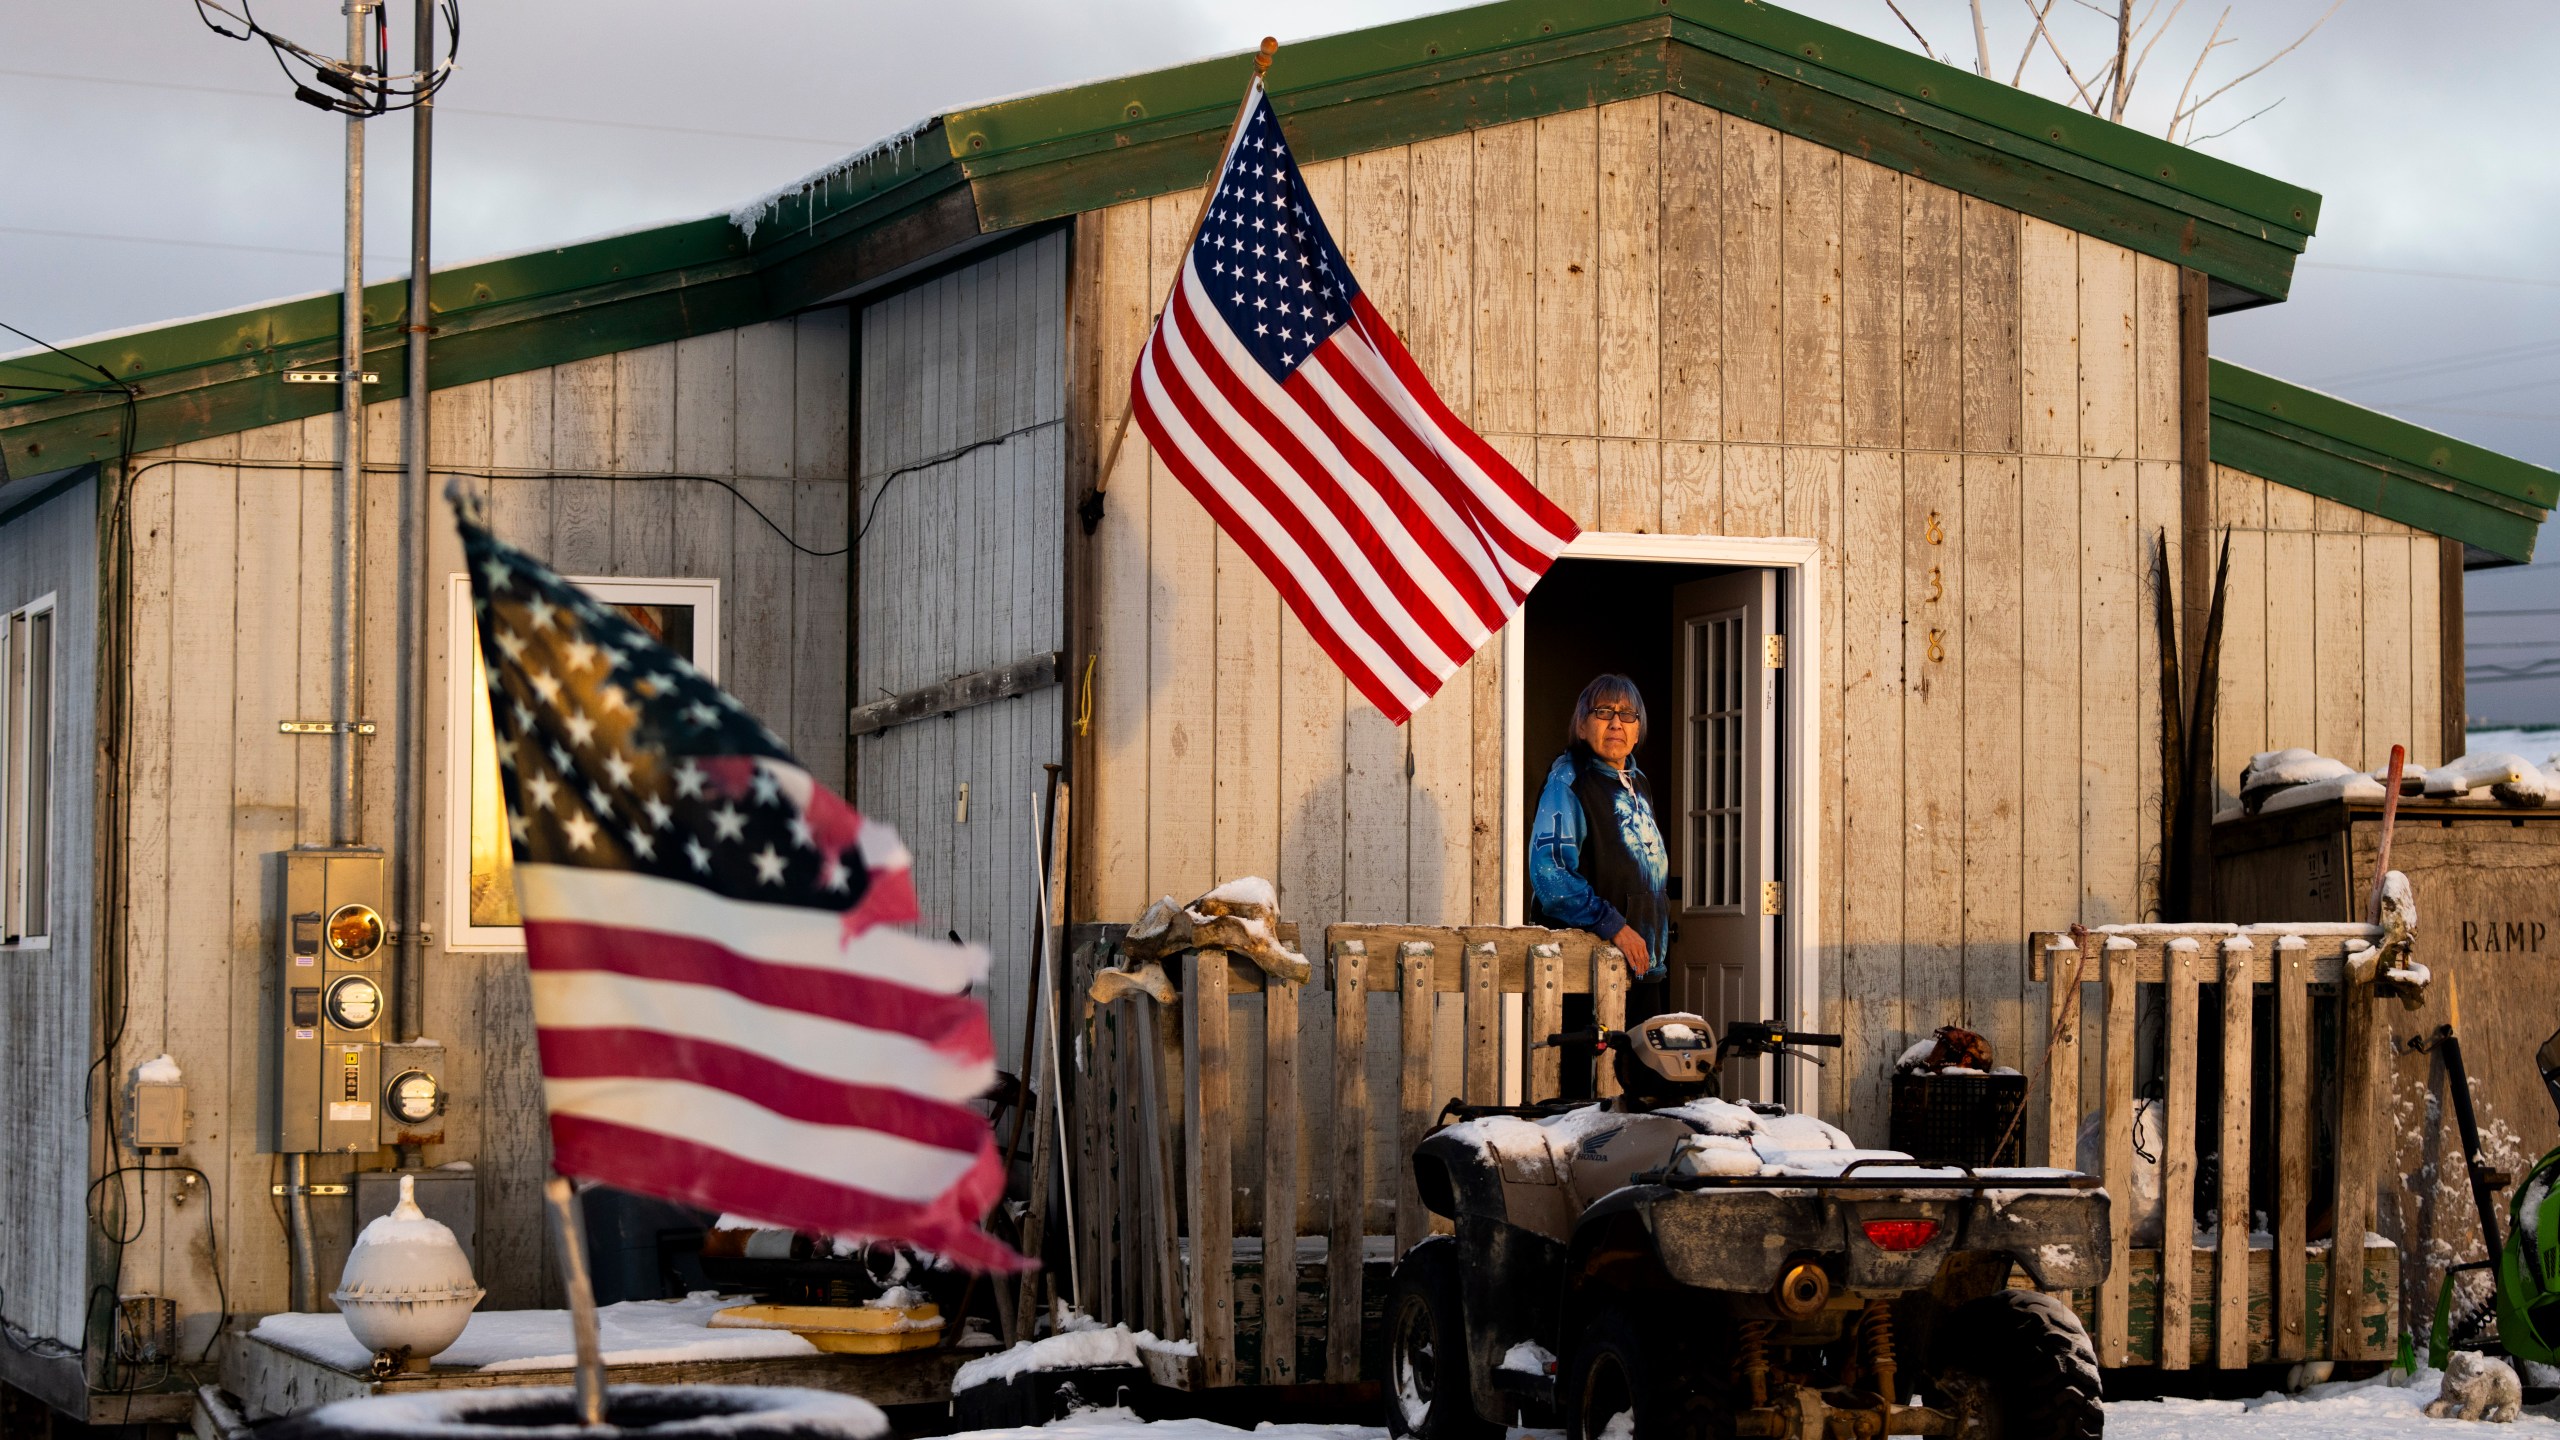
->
[1546,743,1669,957]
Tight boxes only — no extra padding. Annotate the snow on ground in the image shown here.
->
[924,1367,2557,1440]
[251,1292,814,1373]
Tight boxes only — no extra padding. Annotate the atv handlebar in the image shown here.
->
[1536,1020,1844,1053]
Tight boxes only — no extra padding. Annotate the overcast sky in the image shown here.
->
[6,0,2556,727]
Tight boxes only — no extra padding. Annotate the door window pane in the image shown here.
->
[1684,611,1745,911]
[22,609,47,938]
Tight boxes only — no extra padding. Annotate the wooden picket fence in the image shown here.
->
[2029,924,2400,1369]
[1066,923,1627,1387]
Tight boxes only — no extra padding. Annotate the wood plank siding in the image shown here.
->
[106,310,851,1318]
[2209,462,2446,807]
[0,475,98,1347]
[1072,96,2203,1142]
[852,232,1067,1060]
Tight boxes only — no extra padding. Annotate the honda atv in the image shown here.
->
[1382,1016,2111,1440]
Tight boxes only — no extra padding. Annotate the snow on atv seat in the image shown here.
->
[1442,1098,1915,1179]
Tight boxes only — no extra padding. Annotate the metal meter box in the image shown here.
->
[274,848,390,1154]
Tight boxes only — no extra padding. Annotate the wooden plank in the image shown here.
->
[1408,133,1473,418]
[1660,442,1720,535]
[613,342,677,567]
[1395,942,1435,1256]
[1598,438,1660,533]
[2314,518,2366,766]
[550,353,616,572]
[1535,107,1600,439]
[2214,470,2269,813]
[2135,258,2182,464]
[2362,532,2413,765]
[1184,950,1236,1383]
[2263,484,2318,753]
[2275,936,2311,1361]
[2136,458,2181,914]
[1326,943,1370,1383]
[2021,453,2080,1156]
[2018,218,2078,458]
[1839,158,1901,452]
[1900,178,1962,455]
[734,320,798,480]
[1537,435,1600,534]
[1840,448,1904,1138]
[847,651,1061,736]
[2041,937,2085,1168]
[2329,947,2378,1361]
[1463,941,1499,1103]
[1725,444,1784,538]
[1962,198,2021,456]
[2435,537,2463,765]
[1141,995,1183,1338]
[1409,649,1473,926]
[1090,200,1153,924]
[1146,186,1216,903]
[1593,947,1628,1099]
[2080,459,2139,923]
[1260,974,1300,1384]
[1472,120,1537,436]
[1658,98,1721,442]
[2158,939,2199,1370]
[1904,450,1963,1040]
[2411,537,2444,766]
[2216,936,2255,1368]
[1528,942,1564,1101]
[1469,646,1501,924]
[794,307,852,483]
[2098,937,2138,1367]
[673,330,738,476]
[1779,134,1842,448]
[2077,239,2137,461]
[1962,453,2024,1069]
[1598,96,1660,439]
[1721,116,1783,443]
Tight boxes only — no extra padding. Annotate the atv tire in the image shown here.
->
[1563,1306,1732,1440]
[1384,1238,1500,1440]
[1927,1289,2105,1440]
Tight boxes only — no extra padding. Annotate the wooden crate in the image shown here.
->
[2216,799,2560,1350]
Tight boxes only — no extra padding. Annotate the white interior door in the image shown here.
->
[1668,571,1778,1093]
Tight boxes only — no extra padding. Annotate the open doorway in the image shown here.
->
[1513,549,1800,1101]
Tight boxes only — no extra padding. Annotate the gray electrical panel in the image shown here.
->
[275,848,390,1154]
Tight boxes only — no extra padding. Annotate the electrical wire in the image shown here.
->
[192,0,460,117]
[856,419,1064,545]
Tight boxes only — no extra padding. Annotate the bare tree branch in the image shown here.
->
[2123,0,2191,108]
[2185,94,2284,145]
[1970,0,1995,77]
[2109,0,2133,121]
[2164,5,2232,139]
[2010,0,2058,84]
[2174,0,2344,137]
[2021,0,2105,110]
[1884,0,1942,62]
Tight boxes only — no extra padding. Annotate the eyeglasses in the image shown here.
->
[1587,705,1640,725]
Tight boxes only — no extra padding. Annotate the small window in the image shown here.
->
[2,596,57,946]
[1683,609,1745,913]
[445,574,720,950]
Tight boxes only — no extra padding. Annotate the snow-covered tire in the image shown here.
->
[1384,1238,1500,1440]
[1563,1306,1732,1440]
[1927,1290,2104,1440]
[269,1384,888,1440]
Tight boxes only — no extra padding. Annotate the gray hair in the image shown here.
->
[1570,673,1647,743]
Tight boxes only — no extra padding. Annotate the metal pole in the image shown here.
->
[334,0,370,848]
[393,0,433,1042]
[544,1178,610,1426]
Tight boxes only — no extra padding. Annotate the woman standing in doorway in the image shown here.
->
[1529,674,1672,1021]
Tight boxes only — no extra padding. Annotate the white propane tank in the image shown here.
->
[333,1172,484,1371]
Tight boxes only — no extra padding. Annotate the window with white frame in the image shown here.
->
[1,595,56,947]
[445,574,720,949]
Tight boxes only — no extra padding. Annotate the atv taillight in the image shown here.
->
[1861,1219,1939,1252]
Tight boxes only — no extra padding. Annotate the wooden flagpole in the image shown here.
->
[1087,36,1278,517]
[545,1177,610,1426]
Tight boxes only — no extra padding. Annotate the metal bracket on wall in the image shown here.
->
[279,721,378,735]
[270,1183,352,1197]
[280,370,381,385]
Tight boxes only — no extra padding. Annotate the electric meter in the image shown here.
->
[327,903,385,960]
[385,1069,445,1126]
[324,974,383,1031]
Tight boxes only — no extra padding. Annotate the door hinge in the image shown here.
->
[1761,880,1785,916]
[1763,635,1786,668]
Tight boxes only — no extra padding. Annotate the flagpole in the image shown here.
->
[1085,35,1277,525]
[544,1177,610,1427]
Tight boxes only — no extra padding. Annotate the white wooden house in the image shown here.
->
[2,0,2553,1418]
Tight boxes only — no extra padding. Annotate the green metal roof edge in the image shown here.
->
[2210,359,2556,563]
[945,0,2319,238]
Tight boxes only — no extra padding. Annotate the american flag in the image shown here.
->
[455,493,1019,1272]
[1129,84,1578,724]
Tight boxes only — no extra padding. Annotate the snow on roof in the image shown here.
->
[251,1292,813,1374]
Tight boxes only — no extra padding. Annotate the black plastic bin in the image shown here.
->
[1889,1071,2028,1167]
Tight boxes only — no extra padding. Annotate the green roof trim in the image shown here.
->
[6,0,2326,478]
[2211,358,2555,563]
